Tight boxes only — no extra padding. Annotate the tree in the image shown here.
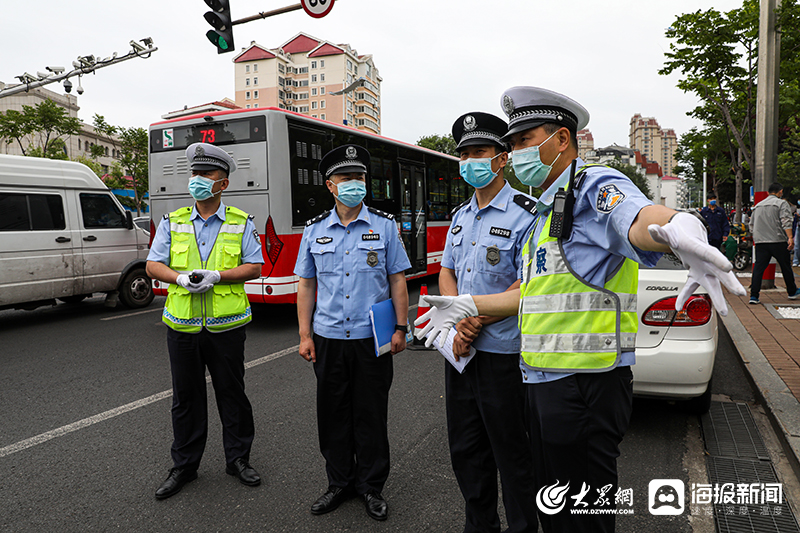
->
[115,127,149,216]
[0,99,82,157]
[605,160,654,200]
[417,134,458,156]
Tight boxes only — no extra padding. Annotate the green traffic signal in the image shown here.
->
[206,30,231,51]
[203,0,234,54]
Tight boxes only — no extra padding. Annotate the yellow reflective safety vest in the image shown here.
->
[519,190,639,372]
[163,206,252,333]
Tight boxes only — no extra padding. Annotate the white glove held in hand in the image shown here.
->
[193,269,221,285]
[176,273,207,294]
[648,212,746,316]
[414,294,479,348]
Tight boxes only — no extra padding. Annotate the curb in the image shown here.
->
[719,303,800,479]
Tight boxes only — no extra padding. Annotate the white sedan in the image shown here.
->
[632,253,718,414]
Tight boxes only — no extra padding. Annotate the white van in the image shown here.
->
[0,154,153,311]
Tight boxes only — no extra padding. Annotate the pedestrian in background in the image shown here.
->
[700,192,730,250]
[294,144,411,522]
[793,200,800,267]
[440,112,540,533]
[748,182,799,304]
[146,142,264,499]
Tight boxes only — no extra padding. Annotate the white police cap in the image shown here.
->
[186,142,237,174]
[499,86,590,141]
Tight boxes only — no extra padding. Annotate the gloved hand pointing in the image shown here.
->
[414,294,479,348]
[648,212,746,316]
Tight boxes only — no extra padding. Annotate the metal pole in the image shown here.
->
[233,3,302,25]
[754,0,782,288]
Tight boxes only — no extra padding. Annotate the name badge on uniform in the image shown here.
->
[316,237,333,244]
[489,226,512,238]
[486,245,500,266]
[362,233,380,241]
[451,225,462,235]
[367,251,379,267]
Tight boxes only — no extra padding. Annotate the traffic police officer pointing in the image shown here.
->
[146,142,264,499]
[441,112,540,533]
[294,144,411,522]
[417,87,746,532]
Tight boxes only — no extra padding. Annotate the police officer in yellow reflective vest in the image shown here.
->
[146,142,264,500]
[416,87,747,532]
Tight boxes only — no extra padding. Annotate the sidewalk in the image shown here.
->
[721,264,800,476]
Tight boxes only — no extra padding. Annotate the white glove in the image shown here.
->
[414,294,479,348]
[175,273,207,294]
[648,212,746,316]
[190,269,220,294]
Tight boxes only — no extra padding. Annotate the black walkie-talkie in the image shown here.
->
[549,160,578,239]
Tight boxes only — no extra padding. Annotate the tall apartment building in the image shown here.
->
[576,129,594,160]
[0,82,120,172]
[629,114,678,177]
[232,33,382,134]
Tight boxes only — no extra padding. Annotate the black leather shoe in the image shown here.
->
[362,491,388,521]
[310,486,350,515]
[155,468,197,500]
[225,458,261,486]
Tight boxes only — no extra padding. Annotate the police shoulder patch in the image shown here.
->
[513,194,538,216]
[306,210,332,227]
[368,206,395,220]
[252,229,261,244]
[596,184,627,213]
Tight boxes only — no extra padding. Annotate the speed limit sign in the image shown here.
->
[300,0,335,18]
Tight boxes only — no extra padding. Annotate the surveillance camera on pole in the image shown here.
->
[63,79,73,93]
[46,66,65,75]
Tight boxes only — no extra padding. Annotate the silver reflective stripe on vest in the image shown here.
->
[219,224,245,234]
[521,332,636,353]
[529,240,567,277]
[521,292,637,314]
[170,222,193,233]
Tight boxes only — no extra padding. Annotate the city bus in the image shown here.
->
[148,107,468,304]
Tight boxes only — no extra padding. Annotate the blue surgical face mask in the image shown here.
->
[459,153,502,189]
[333,180,367,207]
[188,175,222,201]
[709,200,717,206]
[510,130,560,188]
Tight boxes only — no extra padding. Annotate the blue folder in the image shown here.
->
[370,298,397,357]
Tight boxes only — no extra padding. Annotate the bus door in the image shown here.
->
[399,162,427,275]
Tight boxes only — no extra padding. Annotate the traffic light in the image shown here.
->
[204,0,235,54]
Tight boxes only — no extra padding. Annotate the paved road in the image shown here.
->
[0,280,771,532]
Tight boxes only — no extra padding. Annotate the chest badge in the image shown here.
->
[366,251,379,267]
[451,225,462,235]
[316,237,333,244]
[486,245,501,266]
[362,233,380,241]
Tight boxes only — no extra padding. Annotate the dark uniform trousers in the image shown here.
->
[751,242,798,299]
[446,350,539,533]
[167,326,254,471]
[313,334,393,495]
[526,365,633,533]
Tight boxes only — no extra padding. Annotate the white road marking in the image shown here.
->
[100,308,163,321]
[0,344,299,458]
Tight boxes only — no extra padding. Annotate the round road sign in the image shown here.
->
[300,0,335,18]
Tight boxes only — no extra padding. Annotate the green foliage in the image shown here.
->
[0,99,82,157]
[28,138,69,160]
[117,126,149,215]
[417,134,458,156]
[73,155,106,178]
[777,116,800,198]
[605,160,654,200]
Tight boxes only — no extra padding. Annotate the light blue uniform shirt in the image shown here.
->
[147,202,265,265]
[441,181,537,354]
[518,158,662,384]
[294,204,412,340]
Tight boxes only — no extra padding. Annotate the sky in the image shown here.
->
[4,0,745,150]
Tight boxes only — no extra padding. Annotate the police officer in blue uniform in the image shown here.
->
[441,112,540,533]
[294,144,411,522]
[416,87,746,532]
[146,142,264,499]
[700,192,730,250]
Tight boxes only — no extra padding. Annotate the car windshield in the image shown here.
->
[641,253,684,271]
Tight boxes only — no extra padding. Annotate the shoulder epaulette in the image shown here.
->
[306,210,332,227]
[248,214,255,220]
[574,164,608,191]
[368,206,395,220]
[513,194,538,216]
[450,199,470,216]
[163,214,169,220]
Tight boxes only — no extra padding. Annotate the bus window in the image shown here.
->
[288,123,332,226]
[426,161,449,221]
[450,173,471,215]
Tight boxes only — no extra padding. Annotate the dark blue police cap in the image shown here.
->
[319,144,370,178]
[451,112,508,152]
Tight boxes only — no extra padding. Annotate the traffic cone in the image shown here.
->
[408,284,434,350]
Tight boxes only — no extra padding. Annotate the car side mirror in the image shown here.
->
[126,210,134,230]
